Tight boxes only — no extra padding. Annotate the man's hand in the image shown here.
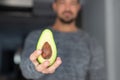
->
[29,50,62,74]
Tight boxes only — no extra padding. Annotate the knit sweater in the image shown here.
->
[20,27,106,80]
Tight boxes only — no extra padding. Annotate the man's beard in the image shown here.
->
[57,11,76,24]
[58,17,75,24]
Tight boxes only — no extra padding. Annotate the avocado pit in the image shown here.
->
[41,42,52,59]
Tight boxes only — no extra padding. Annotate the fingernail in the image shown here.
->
[57,57,61,60]
[45,61,49,65]
[37,50,42,54]
[57,57,62,64]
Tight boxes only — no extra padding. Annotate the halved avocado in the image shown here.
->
[36,29,57,66]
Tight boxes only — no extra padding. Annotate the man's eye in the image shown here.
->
[71,2,77,5]
[59,1,65,4]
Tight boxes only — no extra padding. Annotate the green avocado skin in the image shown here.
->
[36,29,57,66]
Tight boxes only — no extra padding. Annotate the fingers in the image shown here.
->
[30,50,62,74]
[30,50,42,66]
[36,61,50,74]
[45,57,62,74]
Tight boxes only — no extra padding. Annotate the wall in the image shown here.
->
[105,0,120,80]
[83,0,120,80]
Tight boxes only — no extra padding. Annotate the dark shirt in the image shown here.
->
[20,27,106,80]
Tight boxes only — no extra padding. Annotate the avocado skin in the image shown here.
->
[36,29,57,66]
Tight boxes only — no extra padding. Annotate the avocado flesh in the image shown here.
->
[36,29,57,66]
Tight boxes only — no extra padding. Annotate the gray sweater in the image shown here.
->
[20,27,106,80]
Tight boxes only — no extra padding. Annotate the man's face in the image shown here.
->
[53,0,80,24]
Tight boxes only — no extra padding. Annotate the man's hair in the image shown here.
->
[54,0,84,7]
[54,0,80,3]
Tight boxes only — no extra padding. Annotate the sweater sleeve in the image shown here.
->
[88,38,107,80]
[19,31,44,79]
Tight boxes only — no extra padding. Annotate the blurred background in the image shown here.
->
[0,0,120,80]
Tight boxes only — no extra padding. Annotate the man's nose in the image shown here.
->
[65,4,71,11]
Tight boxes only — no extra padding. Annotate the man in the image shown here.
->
[20,0,106,80]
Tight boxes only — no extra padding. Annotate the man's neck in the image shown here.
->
[53,19,79,33]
